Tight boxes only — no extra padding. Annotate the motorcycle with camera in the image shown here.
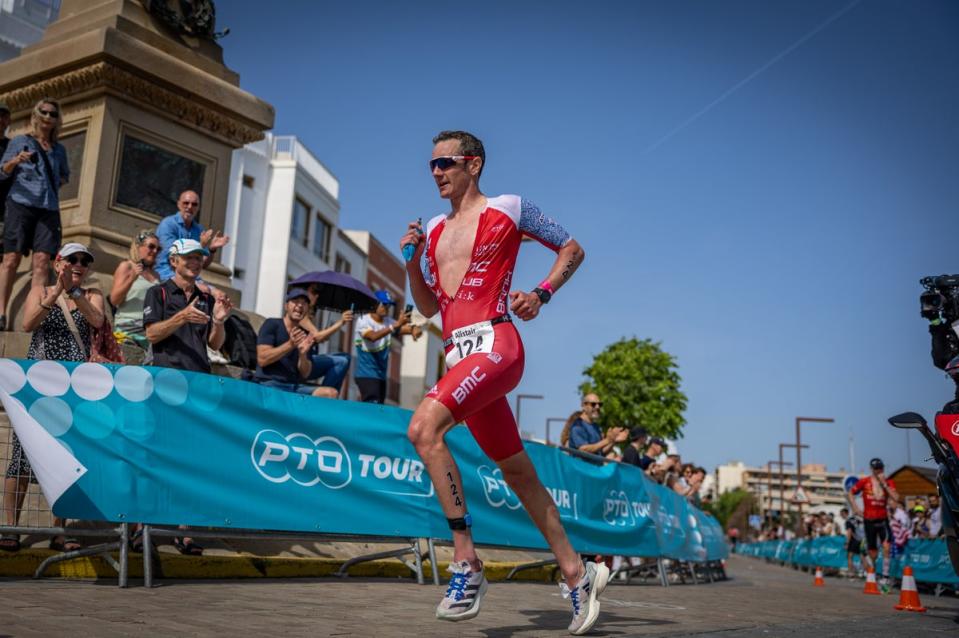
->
[887,274,959,577]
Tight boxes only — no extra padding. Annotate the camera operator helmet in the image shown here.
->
[869,458,884,471]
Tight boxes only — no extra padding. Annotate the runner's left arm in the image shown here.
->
[510,199,585,320]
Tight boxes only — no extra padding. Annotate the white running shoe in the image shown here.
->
[435,560,488,621]
[560,561,609,635]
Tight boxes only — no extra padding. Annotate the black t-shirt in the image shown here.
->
[255,317,310,383]
[622,445,656,470]
[143,279,214,373]
[0,136,10,211]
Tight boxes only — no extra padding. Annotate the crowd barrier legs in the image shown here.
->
[427,537,440,586]
[506,558,558,580]
[31,523,129,587]
[336,538,424,584]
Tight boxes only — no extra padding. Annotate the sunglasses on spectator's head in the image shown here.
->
[429,155,478,171]
[38,108,59,118]
[66,255,92,266]
[584,401,602,408]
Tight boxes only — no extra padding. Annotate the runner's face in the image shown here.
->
[431,139,474,200]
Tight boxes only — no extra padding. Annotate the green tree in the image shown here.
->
[579,337,687,439]
[703,488,756,530]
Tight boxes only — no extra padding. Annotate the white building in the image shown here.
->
[0,0,59,62]
[223,133,341,318]
[399,312,445,410]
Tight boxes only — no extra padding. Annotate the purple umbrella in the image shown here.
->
[289,270,380,312]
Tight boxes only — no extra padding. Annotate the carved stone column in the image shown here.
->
[0,0,273,322]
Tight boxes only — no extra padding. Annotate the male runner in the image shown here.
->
[848,457,900,592]
[400,130,604,634]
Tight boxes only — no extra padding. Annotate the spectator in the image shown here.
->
[1,243,103,553]
[567,393,627,456]
[820,512,835,536]
[620,427,649,468]
[646,443,675,484]
[154,190,229,282]
[143,238,231,374]
[558,411,581,447]
[0,98,70,331]
[255,288,350,398]
[888,498,912,564]
[911,504,931,539]
[142,238,230,555]
[927,494,942,537]
[841,507,865,578]
[353,290,416,403]
[298,283,354,396]
[0,101,10,240]
[688,467,706,506]
[110,229,160,347]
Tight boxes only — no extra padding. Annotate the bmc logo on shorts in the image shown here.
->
[452,366,487,405]
[251,429,352,489]
[477,465,521,510]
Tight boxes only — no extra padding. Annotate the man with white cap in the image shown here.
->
[143,238,231,373]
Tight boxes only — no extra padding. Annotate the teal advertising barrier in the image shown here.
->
[0,359,727,561]
[736,538,957,585]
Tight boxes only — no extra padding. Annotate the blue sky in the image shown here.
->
[216,1,959,475]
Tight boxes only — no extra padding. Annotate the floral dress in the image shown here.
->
[5,300,90,480]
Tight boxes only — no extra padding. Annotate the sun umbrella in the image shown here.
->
[288,270,380,312]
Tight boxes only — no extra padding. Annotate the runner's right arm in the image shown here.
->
[401,220,439,317]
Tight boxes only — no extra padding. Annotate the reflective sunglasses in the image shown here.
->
[429,155,478,171]
[66,255,92,266]
[38,108,59,118]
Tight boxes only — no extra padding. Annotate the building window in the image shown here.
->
[242,175,255,188]
[312,213,331,262]
[115,134,206,218]
[291,197,309,246]
[334,253,351,274]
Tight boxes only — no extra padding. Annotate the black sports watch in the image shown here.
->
[532,287,551,304]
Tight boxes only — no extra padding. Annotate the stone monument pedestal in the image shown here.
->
[0,0,273,326]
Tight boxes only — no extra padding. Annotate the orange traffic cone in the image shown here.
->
[813,566,825,587]
[863,567,881,595]
[894,566,927,612]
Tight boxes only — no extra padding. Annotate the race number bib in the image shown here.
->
[445,320,495,368]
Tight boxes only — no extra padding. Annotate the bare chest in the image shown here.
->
[435,215,481,297]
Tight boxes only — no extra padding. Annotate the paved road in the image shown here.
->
[1,555,957,637]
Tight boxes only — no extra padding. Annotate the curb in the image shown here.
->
[0,550,559,583]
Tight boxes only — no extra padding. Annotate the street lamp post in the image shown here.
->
[514,394,544,433]
[779,443,808,524]
[795,417,835,535]
[545,417,567,447]
[767,460,793,516]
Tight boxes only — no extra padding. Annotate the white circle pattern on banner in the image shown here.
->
[71,362,114,401]
[0,358,27,394]
[29,397,73,436]
[114,366,154,402]
[26,360,71,396]
[155,368,189,406]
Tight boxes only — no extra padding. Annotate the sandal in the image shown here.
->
[173,537,204,556]
[129,528,144,553]
[49,536,81,552]
[0,534,20,552]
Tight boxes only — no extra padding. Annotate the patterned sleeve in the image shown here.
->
[518,198,571,251]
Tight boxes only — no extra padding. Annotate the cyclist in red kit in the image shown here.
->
[848,457,900,592]
[401,131,605,635]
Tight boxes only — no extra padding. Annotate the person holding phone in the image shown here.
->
[143,238,231,373]
[110,229,161,347]
[0,98,70,332]
[353,289,417,403]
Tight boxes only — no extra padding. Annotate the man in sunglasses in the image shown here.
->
[569,393,628,456]
[155,190,230,282]
[400,131,603,634]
